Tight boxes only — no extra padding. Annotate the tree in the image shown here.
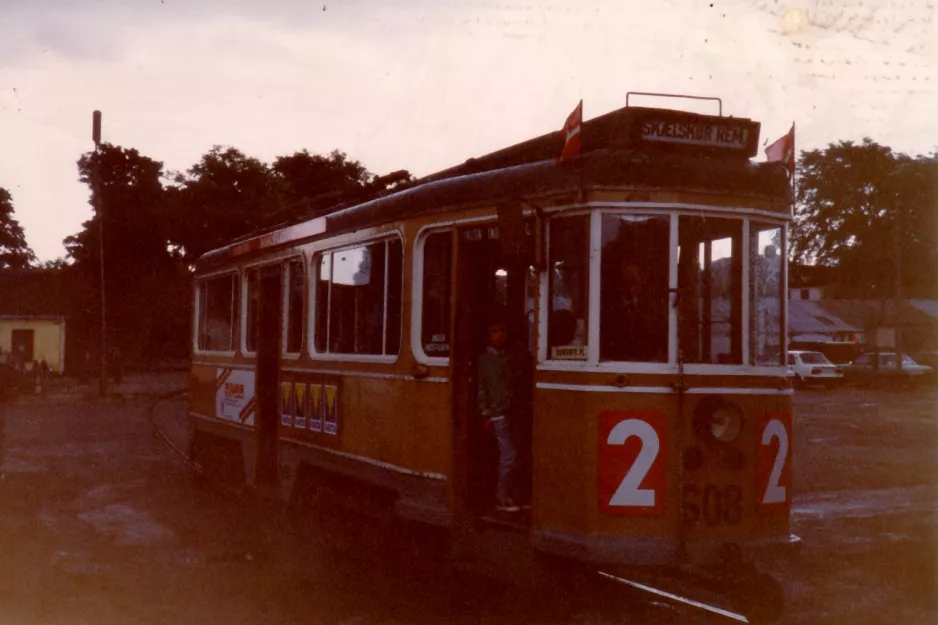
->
[164,146,279,262]
[271,149,371,220]
[64,142,383,365]
[68,143,189,365]
[792,139,937,298]
[40,258,70,270]
[165,147,378,262]
[0,188,37,269]
[71,144,170,269]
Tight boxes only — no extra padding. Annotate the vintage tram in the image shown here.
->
[188,95,796,617]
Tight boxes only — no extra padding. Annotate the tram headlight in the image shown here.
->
[693,397,743,444]
[709,405,743,442]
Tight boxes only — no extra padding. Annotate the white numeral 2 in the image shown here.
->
[607,419,660,507]
[761,419,789,504]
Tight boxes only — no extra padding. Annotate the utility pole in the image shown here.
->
[894,199,903,373]
[92,110,107,396]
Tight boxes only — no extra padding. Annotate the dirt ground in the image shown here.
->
[773,386,937,624]
[0,377,935,624]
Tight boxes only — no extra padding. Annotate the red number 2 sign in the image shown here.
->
[756,413,792,509]
[599,410,667,516]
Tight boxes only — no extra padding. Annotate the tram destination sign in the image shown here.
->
[630,108,760,158]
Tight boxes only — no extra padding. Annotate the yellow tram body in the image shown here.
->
[188,101,795,576]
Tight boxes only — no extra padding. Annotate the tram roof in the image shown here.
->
[199,105,792,269]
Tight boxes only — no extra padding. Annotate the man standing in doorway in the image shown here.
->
[477,313,526,512]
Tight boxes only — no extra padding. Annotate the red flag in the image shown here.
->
[557,100,583,163]
[765,123,795,172]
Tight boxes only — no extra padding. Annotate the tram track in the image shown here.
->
[596,570,753,623]
[148,388,201,474]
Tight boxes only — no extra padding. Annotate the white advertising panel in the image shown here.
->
[215,368,256,427]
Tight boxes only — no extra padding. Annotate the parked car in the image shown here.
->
[788,350,844,388]
[843,352,933,387]
[911,351,938,385]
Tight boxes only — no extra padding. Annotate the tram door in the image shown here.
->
[452,208,534,519]
[255,265,283,487]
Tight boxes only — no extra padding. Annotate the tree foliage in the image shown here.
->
[65,144,187,365]
[162,148,377,262]
[272,149,371,217]
[0,188,37,269]
[792,139,938,298]
[64,143,380,367]
[164,146,279,262]
[70,144,170,270]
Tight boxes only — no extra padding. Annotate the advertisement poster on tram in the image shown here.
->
[281,381,293,427]
[214,368,256,427]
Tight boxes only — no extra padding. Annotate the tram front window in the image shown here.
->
[678,216,742,365]
[600,214,670,362]
[548,216,589,360]
[749,222,784,365]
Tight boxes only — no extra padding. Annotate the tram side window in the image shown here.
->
[677,216,743,365]
[285,258,305,354]
[749,222,784,365]
[422,232,452,358]
[315,239,403,356]
[244,268,260,353]
[314,255,331,354]
[197,274,236,352]
[548,216,589,360]
[600,214,670,362]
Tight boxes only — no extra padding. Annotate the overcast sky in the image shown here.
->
[1,0,935,262]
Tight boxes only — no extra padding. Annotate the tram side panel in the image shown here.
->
[273,373,452,483]
[190,358,454,517]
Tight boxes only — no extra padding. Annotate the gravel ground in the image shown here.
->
[0,381,935,624]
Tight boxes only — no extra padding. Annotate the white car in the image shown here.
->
[788,350,844,388]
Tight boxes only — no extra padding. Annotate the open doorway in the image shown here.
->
[451,222,535,521]
[255,265,283,487]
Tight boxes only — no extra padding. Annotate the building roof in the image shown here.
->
[909,300,938,321]
[788,299,859,336]
[0,269,67,317]
[813,299,938,329]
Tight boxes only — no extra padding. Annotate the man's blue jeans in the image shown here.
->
[490,415,516,504]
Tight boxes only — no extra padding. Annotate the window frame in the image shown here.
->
[677,214,745,367]
[536,204,789,375]
[412,226,454,366]
[310,232,404,363]
[282,255,307,360]
[539,208,677,374]
[240,262,265,358]
[543,210,593,364]
[597,211,674,365]
[193,269,239,357]
[239,256,303,359]
[748,220,786,367]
